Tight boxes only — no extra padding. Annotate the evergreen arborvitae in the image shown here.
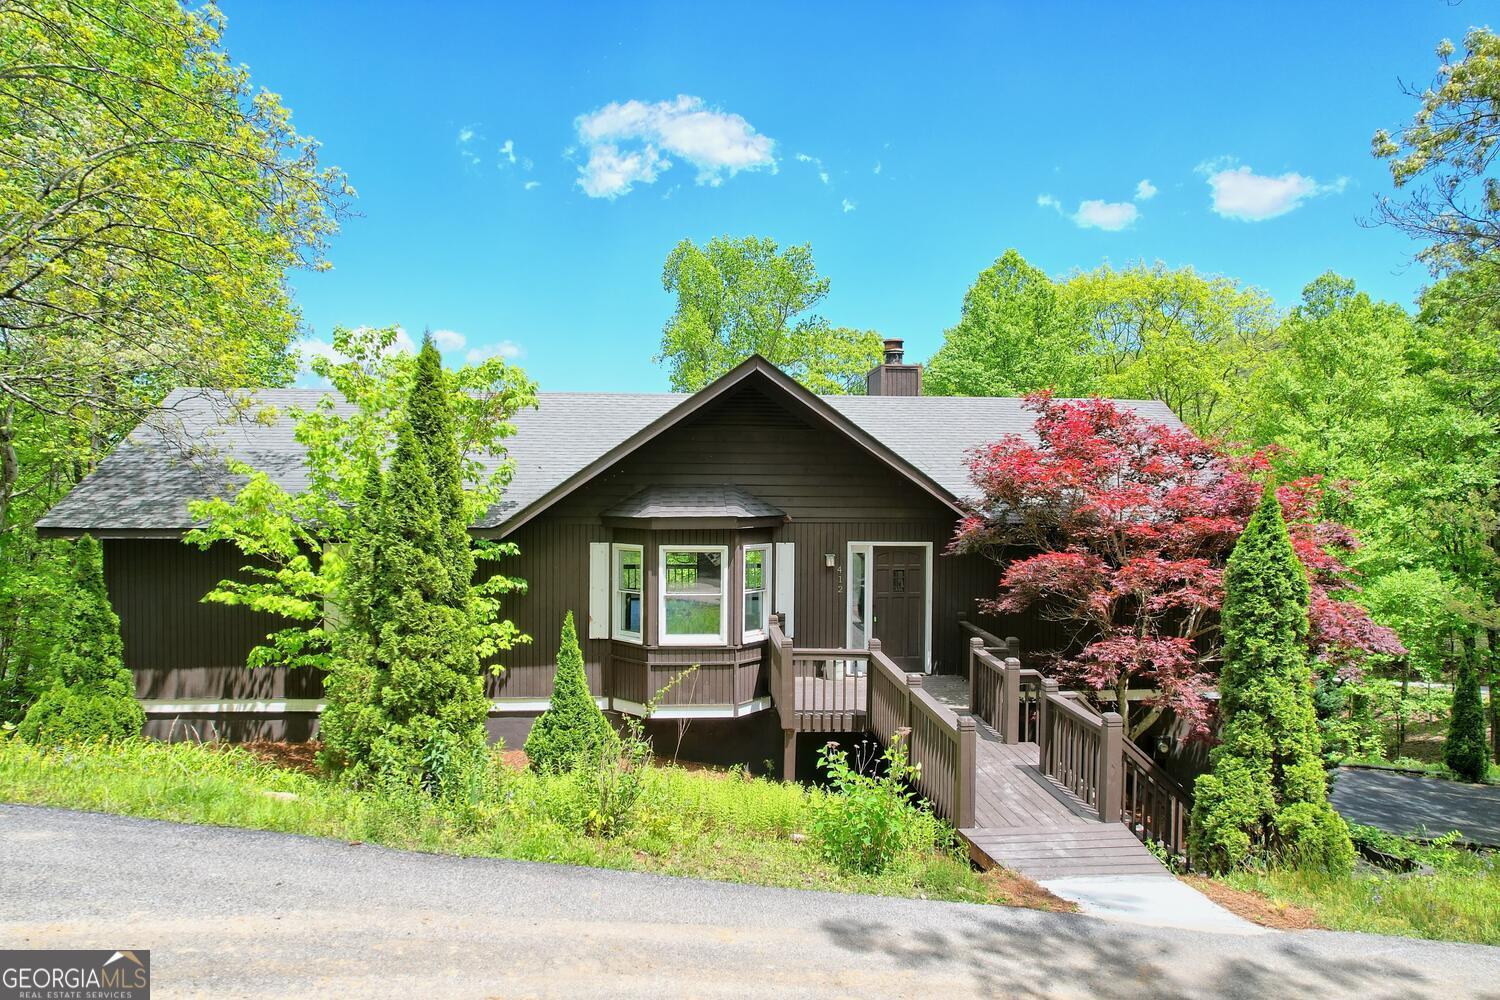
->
[320,345,489,790]
[19,535,144,744]
[408,335,473,610]
[1444,651,1489,782]
[524,611,617,772]
[318,457,384,774]
[1189,487,1354,874]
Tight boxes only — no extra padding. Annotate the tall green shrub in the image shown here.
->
[19,535,144,744]
[319,345,490,791]
[1444,651,1490,782]
[1189,487,1354,874]
[525,611,616,772]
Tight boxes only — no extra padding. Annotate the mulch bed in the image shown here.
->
[1181,876,1323,930]
[984,868,1077,912]
[235,739,324,775]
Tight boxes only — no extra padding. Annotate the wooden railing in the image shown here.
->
[768,615,793,731]
[967,641,1043,744]
[867,639,975,828]
[1122,740,1192,857]
[1036,678,1123,823]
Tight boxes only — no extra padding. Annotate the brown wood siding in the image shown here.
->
[98,378,1059,715]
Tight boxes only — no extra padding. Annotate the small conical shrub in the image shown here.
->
[524,611,616,772]
[1444,651,1489,782]
[1189,486,1354,874]
[19,535,144,744]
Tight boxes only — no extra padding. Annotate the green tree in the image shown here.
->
[1065,261,1278,434]
[656,236,882,392]
[524,611,617,773]
[1444,650,1490,781]
[1190,488,1354,874]
[18,535,143,744]
[0,0,348,724]
[186,327,536,672]
[1373,28,1500,274]
[319,352,492,790]
[925,250,1098,397]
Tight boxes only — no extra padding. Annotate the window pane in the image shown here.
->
[622,592,641,634]
[851,550,867,647]
[665,550,722,595]
[744,588,764,632]
[744,549,765,591]
[617,548,642,591]
[665,595,721,636]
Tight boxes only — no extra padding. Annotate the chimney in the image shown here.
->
[865,338,922,396]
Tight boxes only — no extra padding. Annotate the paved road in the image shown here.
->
[2,805,1498,999]
[1333,766,1500,846]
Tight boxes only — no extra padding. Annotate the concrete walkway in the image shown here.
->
[1331,766,1500,846]
[4,805,1497,999]
[1039,875,1265,935]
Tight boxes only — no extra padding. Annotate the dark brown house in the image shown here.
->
[37,343,1179,773]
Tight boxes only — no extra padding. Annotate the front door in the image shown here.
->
[872,546,925,672]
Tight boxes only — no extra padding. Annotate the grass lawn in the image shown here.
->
[0,736,1069,912]
[1207,828,1500,945]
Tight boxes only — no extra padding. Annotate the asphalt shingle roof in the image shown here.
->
[603,485,786,521]
[35,385,1181,534]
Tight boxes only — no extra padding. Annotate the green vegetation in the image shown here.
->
[0,0,348,724]
[656,235,883,393]
[524,612,618,774]
[0,737,1025,907]
[1191,488,1354,874]
[317,339,494,792]
[1218,826,1500,945]
[1445,652,1490,782]
[811,735,939,875]
[17,536,142,745]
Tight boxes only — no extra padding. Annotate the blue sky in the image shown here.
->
[218,2,1485,391]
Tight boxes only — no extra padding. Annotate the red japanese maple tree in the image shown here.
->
[951,394,1403,740]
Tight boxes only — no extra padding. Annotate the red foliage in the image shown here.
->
[952,394,1403,739]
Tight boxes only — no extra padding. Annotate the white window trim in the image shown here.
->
[845,541,933,672]
[742,543,772,642]
[612,543,644,643]
[658,544,730,646]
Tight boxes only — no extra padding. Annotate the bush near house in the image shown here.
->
[524,611,618,773]
[1190,487,1354,875]
[17,535,143,745]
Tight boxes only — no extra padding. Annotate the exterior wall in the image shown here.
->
[98,379,1064,755]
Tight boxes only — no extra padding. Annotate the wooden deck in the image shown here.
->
[960,719,1166,879]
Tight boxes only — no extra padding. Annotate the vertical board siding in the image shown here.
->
[101,378,1065,720]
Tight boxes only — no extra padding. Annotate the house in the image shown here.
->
[36,342,1181,777]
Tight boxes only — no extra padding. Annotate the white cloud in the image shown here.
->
[1198,159,1346,221]
[524,180,541,191]
[1072,199,1139,231]
[430,328,466,352]
[456,125,481,168]
[1039,191,1138,230]
[465,341,524,364]
[796,152,830,185]
[873,160,882,175]
[573,95,775,198]
[296,325,417,372]
[1135,178,1157,201]
[499,139,517,165]
[841,198,856,213]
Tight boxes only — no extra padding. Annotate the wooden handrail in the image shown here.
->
[867,640,976,829]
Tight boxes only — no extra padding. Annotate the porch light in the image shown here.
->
[824,552,836,568]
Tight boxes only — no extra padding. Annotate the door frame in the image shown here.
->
[845,540,933,672]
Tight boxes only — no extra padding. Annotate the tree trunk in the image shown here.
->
[1397,656,1410,759]
[0,401,16,533]
[1488,628,1499,765]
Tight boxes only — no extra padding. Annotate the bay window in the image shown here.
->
[659,545,728,645]
[612,544,643,642]
[742,544,770,641]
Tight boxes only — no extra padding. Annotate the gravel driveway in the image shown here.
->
[1,804,1497,999]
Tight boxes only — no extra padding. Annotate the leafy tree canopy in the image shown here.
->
[656,235,883,393]
[185,327,537,671]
